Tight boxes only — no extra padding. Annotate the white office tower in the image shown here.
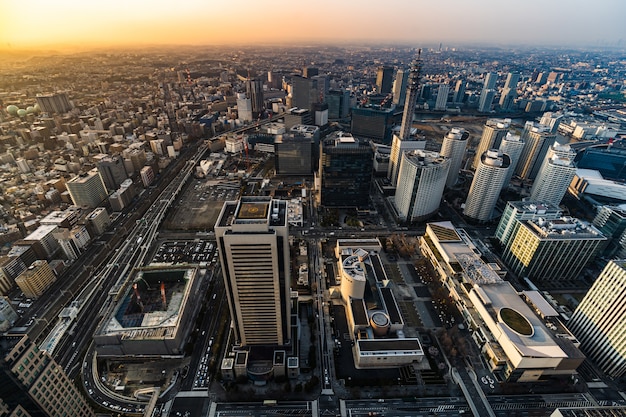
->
[516,122,556,180]
[388,53,423,187]
[472,119,510,169]
[236,92,253,122]
[569,260,626,378]
[440,127,469,188]
[435,84,449,111]
[394,150,450,222]
[529,155,576,205]
[464,150,510,222]
[215,197,291,347]
[478,72,497,112]
[498,133,524,189]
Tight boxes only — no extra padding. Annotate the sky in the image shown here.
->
[1,0,625,51]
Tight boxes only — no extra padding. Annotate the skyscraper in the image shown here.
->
[497,133,525,189]
[516,123,556,180]
[592,206,626,258]
[440,127,469,188]
[319,133,373,208]
[376,66,394,95]
[66,168,108,208]
[498,72,520,111]
[453,79,466,104]
[568,259,626,378]
[472,119,510,169]
[392,68,409,107]
[97,154,128,192]
[529,155,576,205]
[435,84,449,111]
[393,150,450,222]
[464,150,510,222]
[388,51,423,186]
[245,78,264,117]
[35,92,73,114]
[291,76,318,111]
[477,72,497,112]
[214,197,291,347]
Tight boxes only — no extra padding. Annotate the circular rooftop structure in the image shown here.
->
[370,311,390,337]
[498,307,534,337]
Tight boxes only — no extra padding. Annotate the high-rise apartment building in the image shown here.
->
[539,112,563,134]
[472,119,510,169]
[529,155,576,205]
[477,72,497,112]
[14,260,56,299]
[453,79,466,103]
[394,150,450,222]
[319,133,373,208]
[569,260,626,378]
[215,197,291,347]
[376,66,394,95]
[388,134,426,186]
[0,333,95,416]
[440,127,469,188]
[435,84,449,111]
[497,133,525,189]
[66,168,108,208]
[464,150,510,222]
[516,122,556,180]
[498,72,520,111]
[392,68,409,107]
[96,154,128,192]
[501,217,606,282]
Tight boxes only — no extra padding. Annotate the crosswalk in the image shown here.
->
[491,400,593,410]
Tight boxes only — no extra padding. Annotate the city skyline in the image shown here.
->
[2,0,625,52]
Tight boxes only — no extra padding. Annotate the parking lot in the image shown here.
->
[152,240,217,265]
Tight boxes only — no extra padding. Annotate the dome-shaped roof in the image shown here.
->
[6,105,18,115]
[16,109,27,117]
[26,106,35,114]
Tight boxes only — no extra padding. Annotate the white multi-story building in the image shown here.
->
[394,150,450,222]
[529,155,576,205]
[440,127,469,188]
[498,133,524,189]
[516,123,556,180]
[387,134,426,187]
[435,84,449,111]
[569,260,626,378]
[464,150,510,222]
[66,168,108,208]
[472,119,510,169]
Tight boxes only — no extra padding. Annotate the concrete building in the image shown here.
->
[0,297,18,332]
[464,150,510,222]
[440,127,469,188]
[336,239,423,368]
[0,333,94,416]
[501,217,606,282]
[516,123,556,180]
[419,222,584,383]
[392,68,409,107]
[376,66,394,95]
[236,93,253,122]
[387,133,426,187]
[15,260,56,299]
[495,201,562,251]
[529,155,576,205]
[592,205,626,258]
[499,72,520,111]
[140,165,155,187]
[86,207,110,237]
[66,168,108,208]
[35,92,73,114]
[274,133,314,175]
[53,226,91,261]
[472,119,510,170]
[569,169,626,203]
[96,154,128,192]
[568,260,626,378]
[350,106,395,144]
[245,78,264,117]
[478,72,497,112]
[497,133,525,189]
[393,150,450,222]
[94,266,199,357]
[215,197,292,348]
[21,224,60,259]
[434,84,449,111]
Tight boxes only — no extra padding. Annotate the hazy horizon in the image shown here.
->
[2,0,625,53]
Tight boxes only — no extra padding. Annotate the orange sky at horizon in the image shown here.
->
[1,0,624,51]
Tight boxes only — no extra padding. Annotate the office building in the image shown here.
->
[15,260,56,299]
[569,260,626,378]
[327,89,350,119]
[393,150,450,222]
[495,201,562,250]
[529,155,576,205]
[376,66,394,95]
[592,205,626,258]
[21,225,60,259]
[387,134,426,187]
[312,102,328,127]
[350,106,395,144]
[35,92,73,114]
[53,226,91,261]
[0,333,94,416]
[392,68,409,107]
[245,78,264,117]
[472,119,510,169]
[499,72,520,111]
[464,150,510,222]
[215,197,291,347]
[86,207,110,237]
[477,72,497,112]
[501,217,606,282]
[419,222,584,382]
[97,154,128,192]
[302,66,318,78]
[275,133,314,175]
[283,108,312,130]
[497,133,525,189]
[236,92,253,121]
[574,141,626,182]
[319,133,373,208]
[66,168,108,208]
[0,297,18,332]
[453,79,466,104]
[440,127,469,188]
[434,84,449,111]
[516,122,556,180]
[140,165,155,187]
[291,76,318,111]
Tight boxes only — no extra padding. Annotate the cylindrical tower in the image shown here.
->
[498,132,525,189]
[464,149,510,222]
[440,127,469,188]
[529,155,576,205]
